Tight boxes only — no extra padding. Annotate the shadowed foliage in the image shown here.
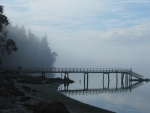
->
[0,5,17,58]
[2,24,57,68]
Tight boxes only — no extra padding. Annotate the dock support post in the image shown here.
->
[42,72,45,77]
[121,73,124,88]
[108,73,110,89]
[125,74,127,88]
[84,73,86,89]
[64,73,69,91]
[103,73,104,89]
[116,73,118,90]
[84,73,89,90]
[128,75,130,86]
[127,74,129,88]
[108,73,110,82]
[67,73,69,79]
[129,75,131,86]
[131,75,132,85]
[64,73,66,81]
[87,73,89,90]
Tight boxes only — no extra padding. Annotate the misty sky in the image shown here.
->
[1,0,150,77]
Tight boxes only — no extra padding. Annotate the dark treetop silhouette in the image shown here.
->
[0,5,17,55]
[0,5,17,64]
[0,6,57,67]
[2,24,57,68]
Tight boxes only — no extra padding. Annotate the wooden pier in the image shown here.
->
[2,66,144,79]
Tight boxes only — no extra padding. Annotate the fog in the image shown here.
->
[53,24,150,78]
[2,23,57,68]
[1,1,150,113]
[2,0,150,78]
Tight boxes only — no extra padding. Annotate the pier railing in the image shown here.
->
[0,66,143,78]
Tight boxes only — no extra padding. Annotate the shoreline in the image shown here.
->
[15,81,115,113]
[0,74,115,113]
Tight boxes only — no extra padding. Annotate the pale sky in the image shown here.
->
[1,0,150,77]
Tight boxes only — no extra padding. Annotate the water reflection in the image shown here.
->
[57,73,150,113]
[59,73,145,95]
[59,81,143,95]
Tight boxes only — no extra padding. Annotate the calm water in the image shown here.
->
[57,73,150,113]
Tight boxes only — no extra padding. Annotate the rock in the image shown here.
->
[17,76,43,84]
[50,101,70,113]
[45,77,74,84]
[12,89,25,97]
[21,86,31,92]
[0,77,14,89]
[0,73,26,98]
[32,89,38,92]
[0,108,26,113]
[0,77,15,97]
[0,95,15,111]
[20,96,33,102]
[24,100,70,113]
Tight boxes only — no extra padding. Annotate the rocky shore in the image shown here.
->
[0,73,115,113]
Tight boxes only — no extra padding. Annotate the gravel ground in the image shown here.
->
[15,82,115,113]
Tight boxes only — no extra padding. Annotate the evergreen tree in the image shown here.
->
[0,5,56,70]
[0,5,17,64]
[0,5,17,55]
[4,24,57,68]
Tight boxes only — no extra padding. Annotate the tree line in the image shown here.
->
[0,5,57,68]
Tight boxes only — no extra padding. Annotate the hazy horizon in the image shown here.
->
[2,0,150,77]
